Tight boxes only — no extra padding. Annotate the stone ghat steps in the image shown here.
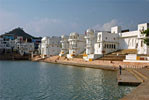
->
[99,49,137,61]
[118,69,148,86]
[101,55,125,58]
[118,70,142,86]
[120,69,149,100]
[99,55,125,61]
[74,54,83,58]
[135,69,149,79]
[121,65,146,69]
[112,49,137,55]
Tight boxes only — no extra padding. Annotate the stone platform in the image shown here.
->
[117,70,142,86]
[119,68,149,100]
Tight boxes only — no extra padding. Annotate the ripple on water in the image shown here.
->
[0,61,135,100]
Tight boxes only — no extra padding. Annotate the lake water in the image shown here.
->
[0,61,134,100]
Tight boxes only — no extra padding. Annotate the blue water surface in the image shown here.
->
[0,61,134,100]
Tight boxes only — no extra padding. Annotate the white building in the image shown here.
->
[94,27,119,55]
[0,36,35,55]
[85,23,149,61]
[83,29,101,61]
[41,36,61,58]
[84,29,96,55]
[59,35,69,57]
[17,42,34,56]
[0,38,5,53]
[118,23,149,54]
[67,32,86,58]
[137,23,149,54]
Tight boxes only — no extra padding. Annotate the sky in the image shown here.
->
[0,0,149,37]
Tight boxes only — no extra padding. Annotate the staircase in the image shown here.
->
[99,49,137,61]
[73,50,86,58]
[127,69,148,83]
[112,49,137,55]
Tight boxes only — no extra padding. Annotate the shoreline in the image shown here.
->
[44,61,117,71]
[32,56,119,71]
[31,55,149,100]
[40,59,118,71]
[31,55,149,70]
[0,54,31,60]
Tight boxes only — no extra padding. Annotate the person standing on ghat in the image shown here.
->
[119,65,122,75]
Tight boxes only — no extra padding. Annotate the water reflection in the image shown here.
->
[0,61,135,100]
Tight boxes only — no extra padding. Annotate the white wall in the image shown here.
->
[85,30,97,55]
[41,36,61,58]
[67,33,85,58]
[111,26,121,34]
[95,31,118,54]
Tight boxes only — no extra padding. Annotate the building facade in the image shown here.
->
[59,35,69,57]
[41,36,61,58]
[137,23,149,54]
[67,32,85,58]
[83,29,100,61]
[83,23,149,61]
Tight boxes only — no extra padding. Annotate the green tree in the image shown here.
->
[141,28,149,45]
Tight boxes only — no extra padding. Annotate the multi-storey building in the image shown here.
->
[83,29,99,61]
[41,36,61,58]
[59,35,69,57]
[67,32,85,58]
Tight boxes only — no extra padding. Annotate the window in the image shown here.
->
[107,44,109,48]
[142,27,144,31]
[114,44,116,49]
[104,44,106,48]
[98,35,101,41]
[109,44,111,48]
[141,41,143,47]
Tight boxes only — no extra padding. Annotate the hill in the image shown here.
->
[1,27,35,39]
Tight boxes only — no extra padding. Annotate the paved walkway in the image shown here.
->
[120,68,149,100]
[117,70,141,86]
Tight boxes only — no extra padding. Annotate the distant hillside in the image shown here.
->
[1,27,35,39]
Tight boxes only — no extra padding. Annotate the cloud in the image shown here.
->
[24,18,80,37]
[0,10,121,37]
[92,19,118,31]
[0,10,80,37]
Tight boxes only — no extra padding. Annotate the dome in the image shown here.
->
[86,29,94,35]
[61,35,68,39]
[42,37,50,41]
[61,35,66,38]
[70,32,78,36]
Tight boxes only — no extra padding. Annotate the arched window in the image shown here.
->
[98,35,101,41]
[104,44,106,48]
[114,44,116,49]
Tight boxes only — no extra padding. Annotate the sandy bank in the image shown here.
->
[31,55,149,71]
